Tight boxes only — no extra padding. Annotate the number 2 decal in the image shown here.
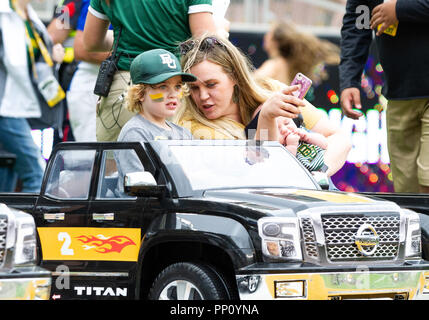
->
[58,232,74,255]
[38,227,141,261]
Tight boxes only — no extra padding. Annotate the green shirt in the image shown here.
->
[89,0,213,70]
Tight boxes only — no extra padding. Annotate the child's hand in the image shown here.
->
[285,132,300,146]
[259,86,304,120]
[294,128,309,142]
[278,121,293,145]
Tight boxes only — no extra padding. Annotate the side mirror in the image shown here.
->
[311,171,330,190]
[124,172,166,197]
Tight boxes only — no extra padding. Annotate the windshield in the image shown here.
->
[167,144,317,190]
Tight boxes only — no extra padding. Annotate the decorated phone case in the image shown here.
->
[290,73,312,99]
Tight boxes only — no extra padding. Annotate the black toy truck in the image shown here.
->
[0,140,428,300]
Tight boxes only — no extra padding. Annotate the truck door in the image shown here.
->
[81,146,156,300]
[34,148,97,299]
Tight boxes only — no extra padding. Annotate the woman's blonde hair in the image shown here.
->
[126,84,148,114]
[174,34,275,138]
[270,21,340,84]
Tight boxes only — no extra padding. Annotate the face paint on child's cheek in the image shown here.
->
[149,93,164,102]
[178,90,183,99]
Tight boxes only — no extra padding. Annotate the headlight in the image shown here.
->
[403,209,422,259]
[258,217,302,261]
[0,204,38,266]
[14,216,37,265]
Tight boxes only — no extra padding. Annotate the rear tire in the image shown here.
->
[148,262,230,300]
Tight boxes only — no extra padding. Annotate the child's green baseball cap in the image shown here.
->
[130,49,197,84]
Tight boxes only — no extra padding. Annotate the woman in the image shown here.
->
[83,0,217,142]
[255,21,340,86]
[175,34,351,177]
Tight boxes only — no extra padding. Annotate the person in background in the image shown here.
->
[48,0,82,45]
[67,0,110,141]
[339,0,429,193]
[83,0,217,142]
[255,21,340,86]
[47,0,83,144]
[0,0,60,192]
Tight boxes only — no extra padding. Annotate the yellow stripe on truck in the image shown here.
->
[294,190,375,203]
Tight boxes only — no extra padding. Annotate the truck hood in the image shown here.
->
[202,188,396,216]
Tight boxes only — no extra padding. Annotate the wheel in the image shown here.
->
[148,262,230,300]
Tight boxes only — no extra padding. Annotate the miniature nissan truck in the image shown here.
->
[0,140,428,300]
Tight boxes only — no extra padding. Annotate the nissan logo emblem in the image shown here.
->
[354,224,379,256]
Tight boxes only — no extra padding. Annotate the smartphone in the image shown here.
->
[290,73,312,100]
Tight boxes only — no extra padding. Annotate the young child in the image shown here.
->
[115,49,197,192]
[119,48,197,143]
[277,116,328,173]
[246,106,329,174]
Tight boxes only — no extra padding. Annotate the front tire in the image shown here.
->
[148,262,229,300]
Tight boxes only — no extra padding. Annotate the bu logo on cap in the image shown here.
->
[159,53,176,69]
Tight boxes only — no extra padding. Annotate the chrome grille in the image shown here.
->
[0,215,7,265]
[322,214,400,262]
[301,218,318,258]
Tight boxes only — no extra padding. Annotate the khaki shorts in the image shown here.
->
[386,98,429,192]
[96,71,136,142]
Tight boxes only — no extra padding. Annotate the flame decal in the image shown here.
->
[76,235,136,254]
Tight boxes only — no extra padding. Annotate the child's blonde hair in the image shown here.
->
[126,83,148,113]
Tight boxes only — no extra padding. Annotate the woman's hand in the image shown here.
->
[259,85,305,120]
[255,85,305,141]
